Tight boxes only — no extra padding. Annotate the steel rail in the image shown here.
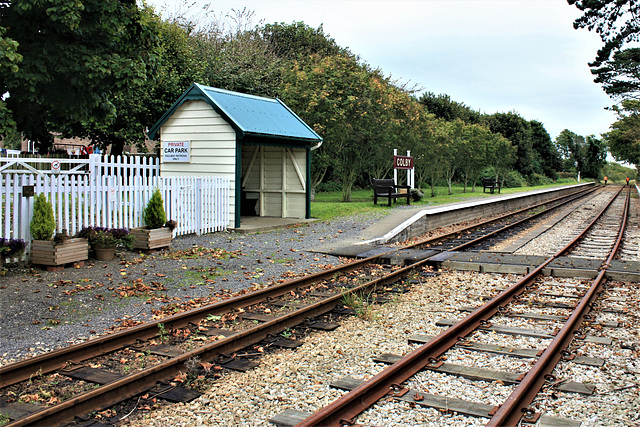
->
[0,187,595,389]
[295,187,622,427]
[2,186,601,426]
[404,185,597,250]
[6,252,421,426]
[487,188,630,426]
[0,249,377,388]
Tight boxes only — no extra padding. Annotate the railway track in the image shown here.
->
[0,185,622,426]
[294,187,631,426]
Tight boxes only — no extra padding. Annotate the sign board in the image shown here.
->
[51,160,61,173]
[162,141,190,163]
[394,155,413,170]
[22,185,34,198]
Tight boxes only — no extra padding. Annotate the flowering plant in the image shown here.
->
[77,227,135,250]
[0,238,26,258]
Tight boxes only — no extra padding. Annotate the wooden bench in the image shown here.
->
[482,178,501,194]
[372,178,410,206]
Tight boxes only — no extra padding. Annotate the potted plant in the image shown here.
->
[77,227,135,261]
[0,238,26,267]
[131,189,175,250]
[30,193,89,269]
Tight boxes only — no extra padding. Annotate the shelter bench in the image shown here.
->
[482,178,501,194]
[372,178,411,206]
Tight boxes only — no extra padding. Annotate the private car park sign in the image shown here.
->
[163,141,190,162]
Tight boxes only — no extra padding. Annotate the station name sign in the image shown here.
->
[393,155,413,170]
[163,141,190,163]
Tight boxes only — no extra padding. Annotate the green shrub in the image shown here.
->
[30,193,55,240]
[526,173,554,186]
[502,171,526,188]
[143,189,167,229]
[316,181,342,192]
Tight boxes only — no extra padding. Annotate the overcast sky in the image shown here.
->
[148,0,616,141]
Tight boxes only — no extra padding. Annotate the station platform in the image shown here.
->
[312,183,595,256]
[229,184,595,251]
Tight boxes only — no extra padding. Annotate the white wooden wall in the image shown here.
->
[159,100,236,227]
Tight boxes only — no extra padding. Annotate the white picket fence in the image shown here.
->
[1,155,230,257]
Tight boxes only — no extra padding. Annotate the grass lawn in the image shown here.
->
[310,180,585,220]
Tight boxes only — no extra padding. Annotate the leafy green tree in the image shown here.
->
[0,25,20,136]
[261,22,346,62]
[0,0,160,153]
[418,92,482,124]
[486,133,516,187]
[603,100,640,168]
[487,112,535,176]
[555,129,586,172]
[582,135,607,179]
[74,10,203,155]
[460,124,494,192]
[281,54,396,201]
[530,120,562,178]
[569,0,640,99]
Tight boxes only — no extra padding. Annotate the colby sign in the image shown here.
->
[394,155,413,169]
[163,141,190,162]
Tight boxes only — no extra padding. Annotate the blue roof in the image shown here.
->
[148,83,322,144]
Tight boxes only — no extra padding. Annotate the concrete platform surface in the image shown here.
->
[230,216,317,233]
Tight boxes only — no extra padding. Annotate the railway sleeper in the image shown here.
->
[407,334,605,367]
[267,376,581,427]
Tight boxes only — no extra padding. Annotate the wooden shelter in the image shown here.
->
[148,84,322,228]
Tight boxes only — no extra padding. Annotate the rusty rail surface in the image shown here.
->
[296,187,624,427]
[0,186,594,390]
[1,186,598,425]
[487,187,630,426]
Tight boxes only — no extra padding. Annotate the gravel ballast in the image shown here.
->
[1,193,638,426]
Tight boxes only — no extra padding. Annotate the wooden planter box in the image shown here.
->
[131,227,172,250]
[31,238,89,267]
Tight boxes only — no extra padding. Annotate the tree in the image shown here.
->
[582,135,607,178]
[530,120,562,178]
[486,133,516,187]
[555,129,586,172]
[569,0,640,99]
[603,100,640,168]
[459,124,494,192]
[0,25,20,136]
[487,112,535,176]
[261,22,346,62]
[76,10,203,155]
[419,92,482,124]
[0,0,160,153]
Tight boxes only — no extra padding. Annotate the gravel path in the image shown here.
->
[0,210,388,365]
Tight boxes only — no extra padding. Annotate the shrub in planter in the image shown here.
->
[77,227,134,261]
[30,194,88,268]
[143,189,167,229]
[77,227,135,250]
[31,193,55,241]
[133,189,174,250]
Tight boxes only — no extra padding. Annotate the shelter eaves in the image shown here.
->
[148,83,322,145]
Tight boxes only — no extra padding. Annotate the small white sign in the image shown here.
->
[163,141,190,163]
[51,160,61,173]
